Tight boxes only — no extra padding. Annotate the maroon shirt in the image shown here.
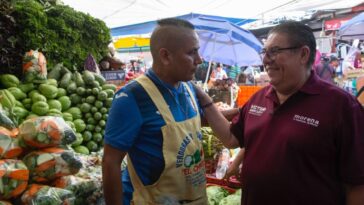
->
[231,71,364,205]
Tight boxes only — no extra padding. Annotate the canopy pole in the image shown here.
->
[203,33,217,92]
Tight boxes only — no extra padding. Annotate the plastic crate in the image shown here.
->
[206,174,242,189]
[236,86,262,106]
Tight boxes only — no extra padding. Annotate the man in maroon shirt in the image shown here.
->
[195,21,364,205]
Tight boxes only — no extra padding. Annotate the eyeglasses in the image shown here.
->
[260,46,301,60]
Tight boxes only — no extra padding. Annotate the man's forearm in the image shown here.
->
[346,184,364,205]
[103,161,124,205]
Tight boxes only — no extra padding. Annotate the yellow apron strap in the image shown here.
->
[126,156,143,190]
[135,75,174,124]
[182,82,199,116]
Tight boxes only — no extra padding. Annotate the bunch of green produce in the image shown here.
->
[201,127,224,159]
[20,184,75,205]
[206,185,229,205]
[0,159,29,199]
[22,148,82,183]
[48,66,116,154]
[218,189,242,205]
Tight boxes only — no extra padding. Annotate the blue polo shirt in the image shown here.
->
[104,69,202,205]
[231,71,364,205]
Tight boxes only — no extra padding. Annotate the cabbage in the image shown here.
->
[218,194,241,205]
[207,186,229,205]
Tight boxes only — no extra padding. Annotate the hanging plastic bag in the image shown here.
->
[23,147,82,183]
[21,184,75,205]
[84,54,101,75]
[0,159,29,199]
[19,116,76,149]
[22,50,47,83]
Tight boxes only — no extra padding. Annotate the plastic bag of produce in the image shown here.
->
[21,184,75,205]
[84,54,101,75]
[22,50,47,83]
[0,159,29,199]
[0,201,12,205]
[23,148,82,183]
[0,127,23,159]
[19,117,76,148]
[53,176,97,200]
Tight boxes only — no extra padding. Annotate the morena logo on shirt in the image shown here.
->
[293,114,320,127]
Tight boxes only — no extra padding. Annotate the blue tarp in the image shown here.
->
[338,12,364,40]
[110,13,256,36]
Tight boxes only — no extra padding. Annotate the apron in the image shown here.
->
[128,75,208,205]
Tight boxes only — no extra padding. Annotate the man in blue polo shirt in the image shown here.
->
[195,21,364,205]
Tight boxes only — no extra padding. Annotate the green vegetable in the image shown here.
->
[0,90,16,110]
[73,119,86,133]
[92,72,106,85]
[82,71,95,85]
[66,82,77,94]
[58,96,71,111]
[38,84,58,99]
[13,0,111,70]
[57,88,67,98]
[80,103,91,113]
[218,194,240,205]
[206,186,229,205]
[31,101,49,116]
[71,133,83,147]
[65,107,82,120]
[73,145,89,155]
[73,71,85,87]
[48,63,63,80]
[18,83,35,94]
[45,79,58,87]
[0,74,19,88]
[86,141,98,152]
[7,87,26,100]
[62,112,73,122]
[47,99,62,111]
[102,84,117,91]
[59,73,72,89]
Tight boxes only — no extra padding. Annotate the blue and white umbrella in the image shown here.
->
[338,12,364,40]
[190,17,263,67]
[189,17,263,89]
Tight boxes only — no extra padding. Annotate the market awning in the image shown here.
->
[110,13,256,37]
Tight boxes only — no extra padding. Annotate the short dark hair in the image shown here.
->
[156,18,194,29]
[268,21,316,67]
[150,18,195,60]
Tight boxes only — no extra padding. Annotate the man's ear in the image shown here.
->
[159,48,171,65]
[300,46,310,65]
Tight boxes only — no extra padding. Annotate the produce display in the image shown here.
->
[206,185,242,205]
[20,184,75,205]
[0,62,116,154]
